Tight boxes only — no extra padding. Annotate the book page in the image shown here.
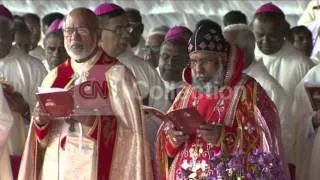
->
[37,87,66,94]
[142,105,166,119]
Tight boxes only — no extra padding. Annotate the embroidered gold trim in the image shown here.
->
[224,75,248,127]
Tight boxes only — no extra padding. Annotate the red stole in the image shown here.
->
[51,53,118,179]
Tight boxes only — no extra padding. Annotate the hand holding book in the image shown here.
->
[36,81,111,118]
[143,106,205,135]
[33,103,52,126]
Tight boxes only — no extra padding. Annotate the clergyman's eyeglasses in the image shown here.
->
[63,27,92,37]
[102,25,133,35]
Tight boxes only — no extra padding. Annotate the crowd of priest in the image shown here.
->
[0,1,320,180]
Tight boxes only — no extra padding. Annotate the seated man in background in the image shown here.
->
[42,19,68,71]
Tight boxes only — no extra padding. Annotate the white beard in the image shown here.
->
[192,62,224,94]
[65,39,97,61]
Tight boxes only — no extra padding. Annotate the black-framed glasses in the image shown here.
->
[102,25,133,35]
[63,27,92,37]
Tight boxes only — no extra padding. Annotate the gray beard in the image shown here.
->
[192,65,224,94]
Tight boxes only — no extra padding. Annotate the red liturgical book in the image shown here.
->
[36,81,110,117]
[36,88,74,117]
[305,82,320,111]
[143,106,205,135]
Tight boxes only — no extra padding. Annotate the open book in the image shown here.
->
[305,81,320,111]
[37,81,111,117]
[37,87,74,117]
[142,106,205,135]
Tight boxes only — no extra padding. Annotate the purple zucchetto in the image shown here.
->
[94,3,124,16]
[46,19,63,34]
[164,26,192,45]
[0,4,13,21]
[255,2,284,16]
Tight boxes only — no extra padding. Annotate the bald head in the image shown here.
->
[63,8,101,62]
[65,8,99,29]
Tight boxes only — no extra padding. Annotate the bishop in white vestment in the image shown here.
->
[253,3,310,100]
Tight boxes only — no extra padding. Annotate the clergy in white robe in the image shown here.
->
[0,5,47,111]
[223,24,294,170]
[292,64,320,180]
[253,3,310,100]
[0,87,14,180]
[0,46,47,110]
